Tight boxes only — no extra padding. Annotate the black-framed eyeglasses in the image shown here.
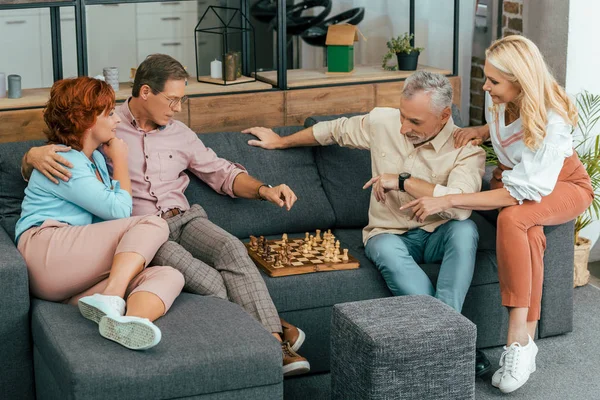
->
[150,87,188,109]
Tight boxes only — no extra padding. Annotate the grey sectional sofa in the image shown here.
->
[0,112,575,399]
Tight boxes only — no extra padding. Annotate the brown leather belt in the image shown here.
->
[160,208,182,220]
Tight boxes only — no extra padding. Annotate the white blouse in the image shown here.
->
[484,92,573,203]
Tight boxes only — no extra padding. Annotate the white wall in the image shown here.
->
[566,0,600,259]
[299,0,476,121]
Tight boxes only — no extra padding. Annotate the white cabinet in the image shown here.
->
[135,1,200,75]
[0,11,44,89]
[86,4,138,79]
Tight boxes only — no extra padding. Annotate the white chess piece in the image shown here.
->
[305,232,310,242]
[282,233,288,241]
[303,243,309,254]
[315,229,322,242]
[332,252,340,263]
[342,249,349,261]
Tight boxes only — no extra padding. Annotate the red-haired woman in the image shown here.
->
[16,77,184,350]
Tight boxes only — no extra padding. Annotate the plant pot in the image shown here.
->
[574,236,592,287]
[396,51,420,71]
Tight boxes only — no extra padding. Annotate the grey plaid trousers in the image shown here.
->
[151,204,281,333]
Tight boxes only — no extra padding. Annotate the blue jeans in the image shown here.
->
[364,220,478,312]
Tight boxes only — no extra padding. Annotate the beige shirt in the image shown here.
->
[312,107,486,245]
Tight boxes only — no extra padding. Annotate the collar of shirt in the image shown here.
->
[119,98,168,133]
[421,116,456,153]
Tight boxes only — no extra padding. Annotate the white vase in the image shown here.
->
[102,67,119,91]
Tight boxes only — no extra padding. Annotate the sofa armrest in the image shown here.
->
[0,227,34,398]
[539,220,575,338]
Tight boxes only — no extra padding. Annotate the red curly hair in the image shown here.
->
[44,77,115,150]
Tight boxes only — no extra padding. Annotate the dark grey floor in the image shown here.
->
[476,284,600,399]
[285,284,600,400]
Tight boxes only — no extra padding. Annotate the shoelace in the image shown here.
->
[502,343,523,379]
[281,341,297,358]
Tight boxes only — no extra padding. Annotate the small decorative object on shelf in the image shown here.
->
[210,59,223,79]
[0,72,6,98]
[102,67,119,91]
[381,32,424,71]
[325,24,364,74]
[129,67,137,84]
[195,6,256,86]
[7,74,21,99]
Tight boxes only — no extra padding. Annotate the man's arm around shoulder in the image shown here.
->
[21,144,74,184]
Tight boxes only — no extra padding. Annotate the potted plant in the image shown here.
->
[381,33,424,71]
[573,91,600,287]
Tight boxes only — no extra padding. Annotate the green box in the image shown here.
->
[327,45,355,73]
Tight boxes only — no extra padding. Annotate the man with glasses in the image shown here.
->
[21,54,311,376]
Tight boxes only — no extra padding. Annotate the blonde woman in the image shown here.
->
[400,35,594,393]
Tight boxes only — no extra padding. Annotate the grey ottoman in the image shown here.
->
[331,296,476,400]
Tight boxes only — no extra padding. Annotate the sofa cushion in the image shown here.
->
[0,140,45,241]
[185,127,336,238]
[31,294,282,400]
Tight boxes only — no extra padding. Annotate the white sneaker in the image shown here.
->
[78,294,126,324]
[491,346,508,388]
[498,335,538,393]
[99,315,162,350]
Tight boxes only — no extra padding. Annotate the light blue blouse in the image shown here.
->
[15,146,132,243]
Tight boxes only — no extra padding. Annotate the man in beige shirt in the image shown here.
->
[243,70,490,375]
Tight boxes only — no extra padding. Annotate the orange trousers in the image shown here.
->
[494,152,593,321]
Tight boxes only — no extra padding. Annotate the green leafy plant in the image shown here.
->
[574,91,600,245]
[382,33,425,71]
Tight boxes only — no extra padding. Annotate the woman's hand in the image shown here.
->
[400,196,453,223]
[453,125,490,148]
[102,138,129,164]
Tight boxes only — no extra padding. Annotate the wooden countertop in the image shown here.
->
[255,65,452,88]
[0,78,273,111]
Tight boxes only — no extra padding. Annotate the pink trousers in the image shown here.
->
[18,215,184,312]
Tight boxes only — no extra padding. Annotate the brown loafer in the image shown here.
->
[282,341,310,377]
[281,318,305,352]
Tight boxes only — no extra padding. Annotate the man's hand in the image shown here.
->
[242,127,284,150]
[453,126,489,148]
[26,144,74,184]
[259,184,297,211]
[102,138,129,164]
[400,196,452,223]
[363,174,399,204]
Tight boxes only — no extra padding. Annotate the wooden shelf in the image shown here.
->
[255,64,452,88]
[0,78,273,111]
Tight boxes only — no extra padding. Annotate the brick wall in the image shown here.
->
[469,0,524,126]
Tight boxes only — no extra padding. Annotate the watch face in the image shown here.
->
[400,172,411,179]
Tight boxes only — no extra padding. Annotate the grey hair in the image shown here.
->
[402,71,453,114]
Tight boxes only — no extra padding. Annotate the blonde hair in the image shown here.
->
[485,35,577,149]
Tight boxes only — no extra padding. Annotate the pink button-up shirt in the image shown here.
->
[112,99,247,216]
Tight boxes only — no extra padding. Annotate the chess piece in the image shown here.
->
[342,249,349,261]
[315,229,322,242]
[312,235,318,247]
[282,233,288,241]
[323,251,331,262]
[249,235,257,251]
[332,252,340,263]
[305,232,310,242]
[302,243,309,254]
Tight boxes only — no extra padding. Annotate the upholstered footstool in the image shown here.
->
[331,296,476,400]
[31,294,283,400]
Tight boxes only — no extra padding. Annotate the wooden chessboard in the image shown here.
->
[245,238,360,277]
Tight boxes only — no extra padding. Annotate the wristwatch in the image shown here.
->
[258,184,272,200]
[398,172,411,192]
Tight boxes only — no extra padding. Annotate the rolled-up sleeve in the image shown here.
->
[433,144,486,220]
[502,120,573,204]
[188,136,247,197]
[312,114,372,149]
